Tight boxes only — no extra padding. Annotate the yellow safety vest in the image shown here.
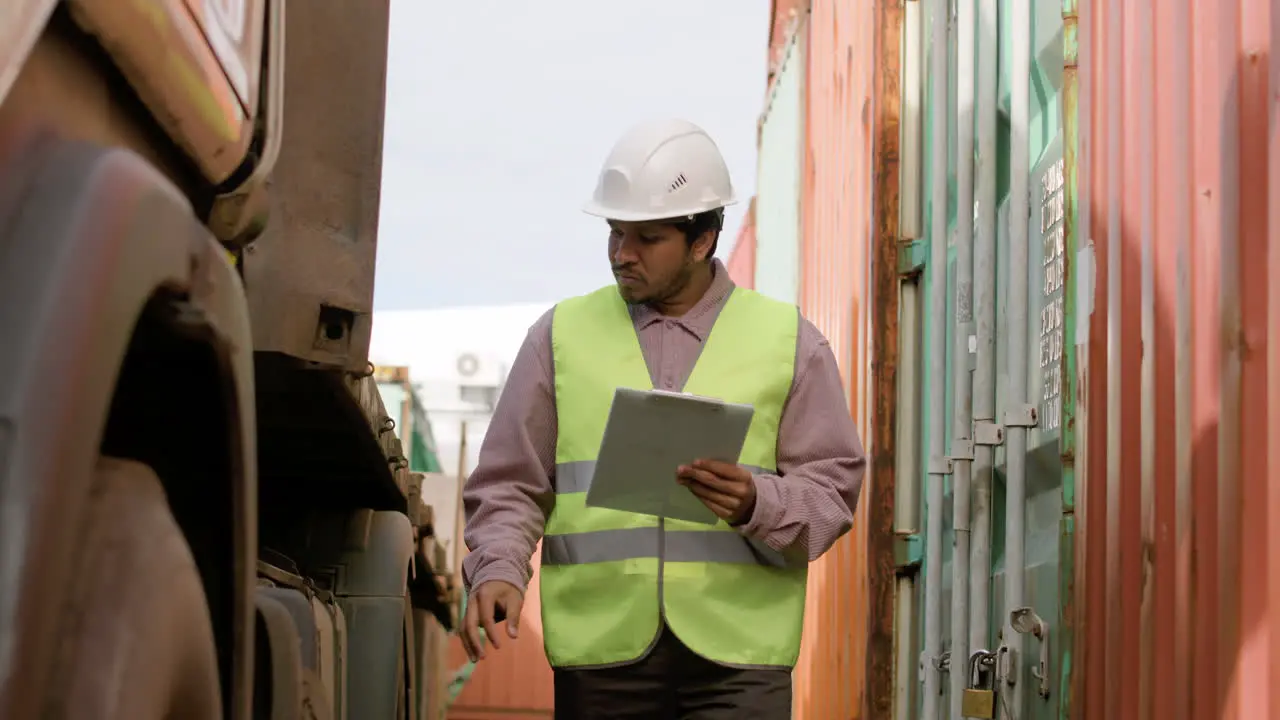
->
[539,284,808,669]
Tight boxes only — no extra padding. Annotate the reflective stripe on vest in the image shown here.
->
[539,284,808,670]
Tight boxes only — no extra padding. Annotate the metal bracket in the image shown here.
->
[1004,404,1039,428]
[949,438,974,462]
[998,645,1018,686]
[928,456,954,475]
[894,534,923,571]
[973,421,1005,446]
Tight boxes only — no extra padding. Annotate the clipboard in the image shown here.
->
[583,387,755,525]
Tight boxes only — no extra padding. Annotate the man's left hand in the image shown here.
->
[677,459,758,525]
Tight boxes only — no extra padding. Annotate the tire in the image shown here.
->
[43,457,223,719]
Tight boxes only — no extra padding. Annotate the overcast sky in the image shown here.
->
[371,0,771,311]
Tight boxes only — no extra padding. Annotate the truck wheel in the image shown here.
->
[43,457,223,719]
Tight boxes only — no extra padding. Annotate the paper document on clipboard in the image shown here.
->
[583,387,755,525]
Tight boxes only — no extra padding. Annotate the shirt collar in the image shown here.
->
[630,258,736,341]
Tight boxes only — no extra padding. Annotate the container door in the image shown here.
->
[912,0,1076,717]
[988,1,1074,717]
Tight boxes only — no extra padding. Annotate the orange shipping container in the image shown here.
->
[1075,0,1278,718]
[447,542,555,719]
[726,198,758,288]
[790,0,901,718]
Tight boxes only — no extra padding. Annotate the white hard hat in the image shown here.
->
[583,118,737,222]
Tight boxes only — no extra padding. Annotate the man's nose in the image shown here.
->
[611,234,641,265]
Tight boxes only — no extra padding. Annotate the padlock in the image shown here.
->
[961,687,996,719]
[960,650,997,719]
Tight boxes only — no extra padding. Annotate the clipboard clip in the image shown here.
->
[646,389,727,410]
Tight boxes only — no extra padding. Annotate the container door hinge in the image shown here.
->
[949,438,974,462]
[928,456,954,475]
[973,421,1005,446]
[894,534,923,571]
[997,645,1018,686]
[1003,404,1039,428]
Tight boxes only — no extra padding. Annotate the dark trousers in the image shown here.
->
[553,625,792,720]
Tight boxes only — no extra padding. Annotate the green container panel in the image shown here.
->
[910,0,1075,718]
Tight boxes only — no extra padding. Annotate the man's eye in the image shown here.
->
[641,235,661,244]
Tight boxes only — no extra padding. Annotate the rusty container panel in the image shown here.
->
[788,0,895,718]
[726,198,758,288]
[1076,0,1274,718]
[767,0,811,86]
[242,0,390,372]
[447,541,555,719]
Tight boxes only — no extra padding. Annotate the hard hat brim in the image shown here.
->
[581,196,738,223]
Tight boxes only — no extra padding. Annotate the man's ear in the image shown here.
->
[692,230,716,263]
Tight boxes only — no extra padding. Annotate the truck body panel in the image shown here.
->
[0,138,257,720]
[0,2,440,718]
[241,0,389,372]
[66,0,262,184]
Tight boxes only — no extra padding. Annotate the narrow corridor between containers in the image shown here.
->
[443,0,1280,716]
[728,0,1280,718]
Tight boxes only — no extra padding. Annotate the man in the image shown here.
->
[459,118,865,719]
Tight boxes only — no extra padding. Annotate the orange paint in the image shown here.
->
[1078,0,1274,716]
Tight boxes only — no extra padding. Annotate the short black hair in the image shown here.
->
[671,208,725,261]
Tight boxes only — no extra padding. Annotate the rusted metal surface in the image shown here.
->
[1058,0,1079,716]
[766,0,811,91]
[242,0,389,372]
[1270,0,1280,712]
[786,0,879,716]
[726,197,758,288]
[67,0,259,183]
[867,0,902,717]
[1078,0,1275,717]
[785,0,900,716]
[0,14,206,196]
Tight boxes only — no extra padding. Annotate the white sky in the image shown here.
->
[372,0,772,311]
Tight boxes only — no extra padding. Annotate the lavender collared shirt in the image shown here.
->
[461,259,866,593]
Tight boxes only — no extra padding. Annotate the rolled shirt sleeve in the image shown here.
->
[736,317,866,562]
[460,310,558,595]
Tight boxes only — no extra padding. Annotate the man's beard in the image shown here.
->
[619,257,695,307]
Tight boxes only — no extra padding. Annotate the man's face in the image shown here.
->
[608,219,706,304]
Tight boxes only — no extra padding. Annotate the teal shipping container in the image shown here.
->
[901,0,1076,717]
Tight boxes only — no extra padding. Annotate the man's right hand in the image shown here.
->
[461,580,525,662]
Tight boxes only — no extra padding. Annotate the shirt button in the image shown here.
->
[665,320,675,329]
[664,379,674,389]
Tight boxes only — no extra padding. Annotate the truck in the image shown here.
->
[0,2,460,718]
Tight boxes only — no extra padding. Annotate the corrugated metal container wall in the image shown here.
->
[1075,1,1277,718]
[768,0,810,71]
[754,16,807,303]
[726,197,757,288]
[446,543,555,719]
[901,0,1077,716]
[790,0,878,718]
